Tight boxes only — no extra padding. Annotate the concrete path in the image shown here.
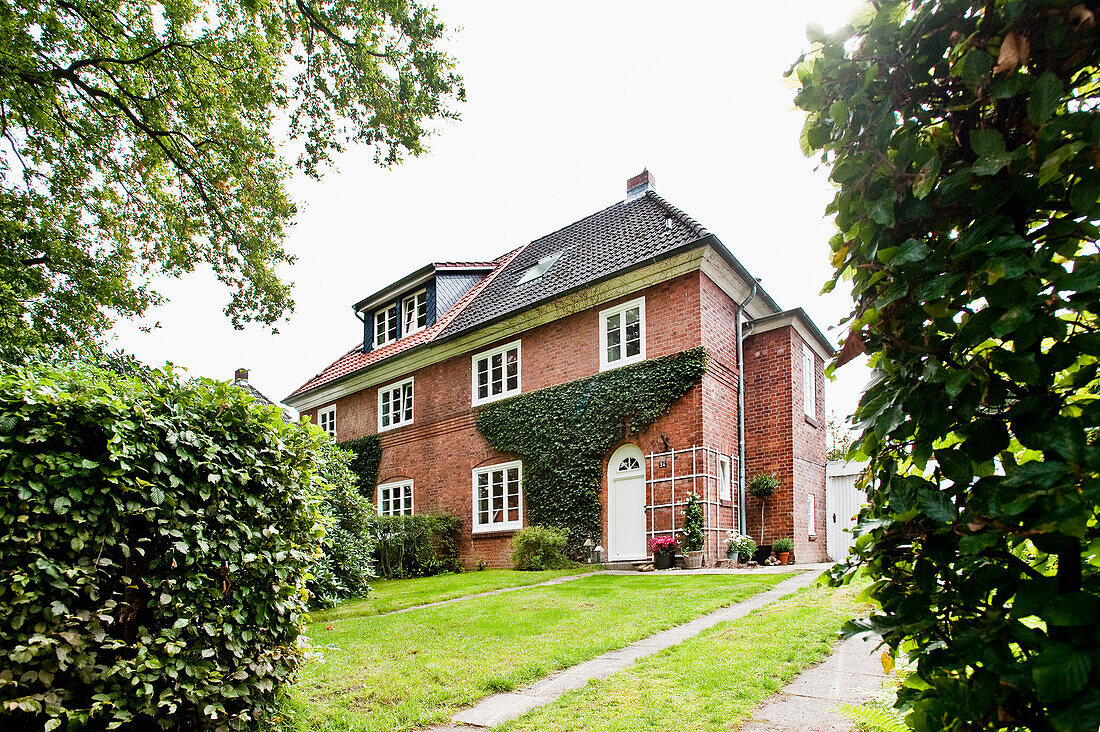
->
[436,568,824,730]
[739,634,887,732]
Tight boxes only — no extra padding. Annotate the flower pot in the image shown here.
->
[777,551,790,565]
[685,550,704,570]
[753,545,772,564]
[654,551,674,570]
[737,552,752,563]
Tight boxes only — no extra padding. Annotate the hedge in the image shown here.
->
[370,513,461,578]
[0,359,325,730]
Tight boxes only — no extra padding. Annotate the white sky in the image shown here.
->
[109,0,872,431]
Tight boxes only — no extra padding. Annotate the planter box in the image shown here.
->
[684,550,704,570]
[753,545,772,564]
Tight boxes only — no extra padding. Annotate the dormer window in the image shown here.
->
[374,304,398,348]
[403,289,428,335]
[515,251,564,288]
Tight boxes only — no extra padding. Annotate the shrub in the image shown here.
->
[726,533,757,562]
[339,435,382,496]
[510,525,571,571]
[681,492,705,552]
[308,439,376,607]
[370,513,461,578]
[773,537,794,553]
[748,473,780,544]
[0,359,324,730]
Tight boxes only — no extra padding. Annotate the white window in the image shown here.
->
[472,341,521,405]
[374,304,398,348]
[802,344,816,416]
[473,461,522,532]
[718,455,732,501]
[808,493,817,538]
[599,296,646,371]
[317,406,336,437]
[378,480,413,516]
[402,289,428,335]
[378,377,413,431]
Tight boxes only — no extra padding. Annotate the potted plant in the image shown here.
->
[773,537,793,565]
[726,533,756,564]
[648,535,677,570]
[748,473,780,560]
[681,492,705,569]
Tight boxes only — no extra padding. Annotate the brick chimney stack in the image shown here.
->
[626,169,656,201]
[234,368,249,382]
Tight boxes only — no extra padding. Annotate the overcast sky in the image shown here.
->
[109,0,872,432]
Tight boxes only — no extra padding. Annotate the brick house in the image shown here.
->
[285,171,834,567]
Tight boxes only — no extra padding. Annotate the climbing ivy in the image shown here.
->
[475,347,708,552]
[339,434,382,497]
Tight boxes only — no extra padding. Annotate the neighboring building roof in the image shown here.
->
[289,248,523,398]
[232,370,292,421]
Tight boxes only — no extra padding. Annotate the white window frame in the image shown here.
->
[471,340,522,406]
[808,493,817,538]
[472,460,523,533]
[317,405,337,438]
[374,304,398,348]
[378,376,414,431]
[402,289,428,336]
[377,480,414,516]
[718,455,732,501]
[802,343,816,417]
[599,296,646,371]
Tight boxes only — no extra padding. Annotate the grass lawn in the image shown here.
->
[498,581,866,732]
[311,568,595,623]
[278,572,792,732]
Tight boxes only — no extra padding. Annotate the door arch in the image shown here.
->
[608,444,646,561]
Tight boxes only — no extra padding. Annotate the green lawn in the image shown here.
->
[498,582,866,732]
[278,573,792,732]
[311,568,594,623]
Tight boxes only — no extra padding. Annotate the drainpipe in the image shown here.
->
[735,281,758,536]
[354,308,367,351]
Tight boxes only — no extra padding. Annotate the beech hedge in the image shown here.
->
[0,360,326,730]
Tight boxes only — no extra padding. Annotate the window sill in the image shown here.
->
[804,414,820,429]
[378,421,413,433]
[472,527,521,539]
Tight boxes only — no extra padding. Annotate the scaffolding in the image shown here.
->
[644,446,738,560]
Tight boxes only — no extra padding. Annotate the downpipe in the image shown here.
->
[735,281,757,537]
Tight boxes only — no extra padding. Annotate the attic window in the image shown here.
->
[514,251,564,288]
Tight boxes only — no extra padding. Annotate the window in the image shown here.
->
[378,377,413,430]
[402,289,428,335]
[378,480,413,516]
[515,250,564,288]
[473,461,522,532]
[472,341,521,405]
[718,455,732,501]
[374,304,398,348]
[807,493,817,538]
[802,344,816,416]
[317,406,336,437]
[599,297,646,371]
[618,456,641,472]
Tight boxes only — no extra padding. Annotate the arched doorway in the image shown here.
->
[608,444,646,561]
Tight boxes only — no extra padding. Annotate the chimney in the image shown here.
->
[234,368,249,383]
[626,169,656,201]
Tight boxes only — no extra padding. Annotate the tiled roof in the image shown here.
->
[438,191,709,339]
[287,247,523,399]
[233,378,292,421]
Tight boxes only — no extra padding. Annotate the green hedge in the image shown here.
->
[369,513,461,578]
[0,359,324,730]
[339,435,382,496]
[510,526,571,571]
[309,439,376,607]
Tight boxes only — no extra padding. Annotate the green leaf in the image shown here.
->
[1033,646,1091,703]
[1027,72,1063,125]
[150,486,165,505]
[1038,142,1085,186]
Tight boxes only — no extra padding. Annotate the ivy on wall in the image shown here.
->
[339,434,382,497]
[475,347,708,551]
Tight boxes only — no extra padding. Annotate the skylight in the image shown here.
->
[514,250,564,288]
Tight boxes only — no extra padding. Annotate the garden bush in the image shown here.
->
[510,525,571,570]
[0,359,325,730]
[370,513,461,578]
[309,439,376,607]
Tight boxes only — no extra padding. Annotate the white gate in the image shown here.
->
[826,460,867,562]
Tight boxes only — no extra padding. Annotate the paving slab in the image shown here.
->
[432,569,824,729]
[738,635,888,731]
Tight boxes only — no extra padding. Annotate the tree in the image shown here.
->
[0,0,464,354]
[794,2,1099,730]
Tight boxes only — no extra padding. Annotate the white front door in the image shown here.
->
[608,445,647,561]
